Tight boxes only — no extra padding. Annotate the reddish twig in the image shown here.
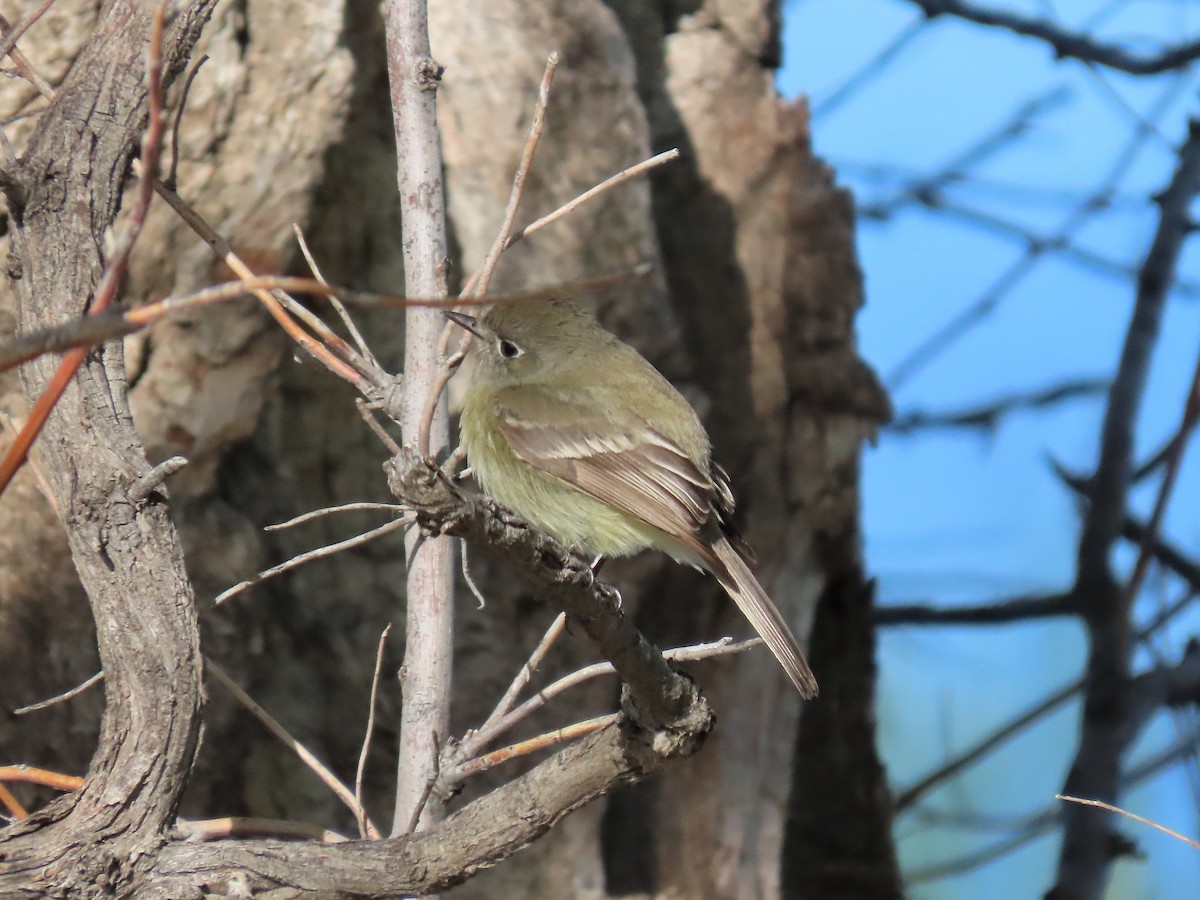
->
[0,765,84,793]
[454,715,616,780]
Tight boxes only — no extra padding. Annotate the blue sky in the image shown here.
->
[779,2,1200,896]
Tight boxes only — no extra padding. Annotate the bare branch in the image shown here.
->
[877,592,1076,626]
[385,448,706,729]
[908,0,1200,75]
[889,379,1108,434]
[1057,795,1200,851]
[213,514,412,606]
[381,0,455,837]
[1053,116,1200,899]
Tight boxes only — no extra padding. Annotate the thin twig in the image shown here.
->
[908,0,1200,75]
[454,715,616,779]
[0,3,57,99]
[414,52,559,460]
[294,224,378,365]
[476,613,568,739]
[12,671,104,716]
[165,53,207,190]
[149,177,378,392]
[177,816,349,844]
[455,637,753,770]
[207,658,381,839]
[1056,794,1200,850]
[459,541,489,609]
[0,276,338,373]
[469,52,558,300]
[503,149,680,252]
[265,502,408,532]
[356,625,391,840]
[0,783,27,820]
[213,515,412,606]
[0,765,83,793]
[356,398,403,455]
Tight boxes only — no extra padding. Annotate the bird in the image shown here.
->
[445,297,818,698]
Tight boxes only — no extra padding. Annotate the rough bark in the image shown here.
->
[0,2,216,895]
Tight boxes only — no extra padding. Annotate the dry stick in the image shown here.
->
[356,625,392,840]
[455,715,617,779]
[0,0,56,70]
[149,177,376,392]
[293,224,378,366]
[475,613,568,739]
[13,671,104,716]
[0,0,169,498]
[459,542,489,609]
[0,765,83,793]
[504,148,680,252]
[471,53,558,299]
[264,502,407,532]
[206,659,381,840]
[0,3,57,99]
[165,53,207,189]
[414,52,559,460]
[453,638,754,770]
[177,817,349,844]
[213,514,412,606]
[1057,794,1200,850]
[0,782,27,820]
[357,398,403,456]
[0,276,340,372]
[382,0,456,838]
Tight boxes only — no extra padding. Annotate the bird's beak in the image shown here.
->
[444,310,483,338]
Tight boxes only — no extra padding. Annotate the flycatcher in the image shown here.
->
[446,298,818,698]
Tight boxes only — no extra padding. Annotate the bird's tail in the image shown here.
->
[707,536,818,699]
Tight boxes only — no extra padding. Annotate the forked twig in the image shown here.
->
[503,148,680,253]
[207,658,381,839]
[213,514,413,605]
[294,224,378,365]
[455,715,616,779]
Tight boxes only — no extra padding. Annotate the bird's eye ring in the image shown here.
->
[498,339,523,359]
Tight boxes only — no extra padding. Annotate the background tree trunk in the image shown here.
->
[0,0,895,895]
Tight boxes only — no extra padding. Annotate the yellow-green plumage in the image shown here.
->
[449,297,818,698]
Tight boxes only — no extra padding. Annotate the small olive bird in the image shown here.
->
[446,298,818,698]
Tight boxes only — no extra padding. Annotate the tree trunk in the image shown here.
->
[0,1,896,896]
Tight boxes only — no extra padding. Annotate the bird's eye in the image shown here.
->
[498,339,523,359]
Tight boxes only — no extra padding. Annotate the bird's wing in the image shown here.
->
[491,387,714,548]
